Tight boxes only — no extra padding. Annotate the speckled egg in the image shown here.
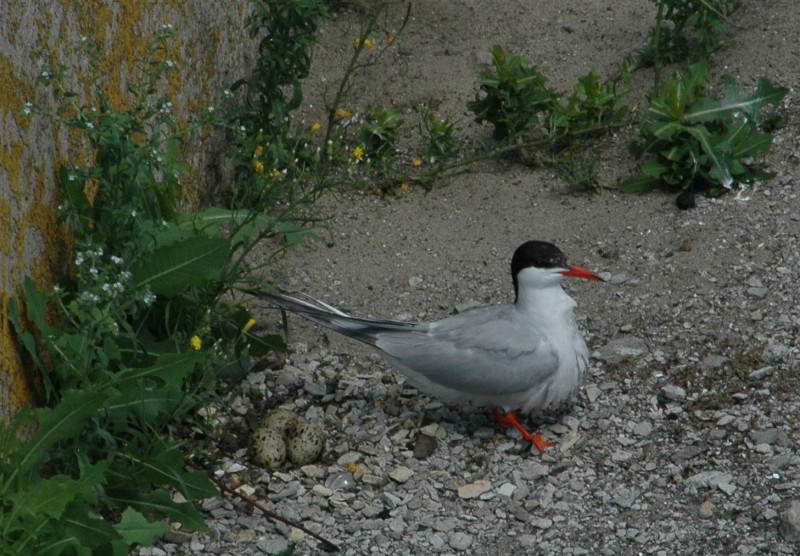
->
[249,425,286,470]
[286,420,326,465]
[260,408,297,434]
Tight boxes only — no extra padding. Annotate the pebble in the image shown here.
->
[448,531,473,551]
[414,433,438,459]
[389,465,414,483]
[661,384,687,401]
[779,500,800,541]
[593,337,649,364]
[497,482,516,497]
[698,500,715,519]
[458,479,492,499]
[633,421,653,437]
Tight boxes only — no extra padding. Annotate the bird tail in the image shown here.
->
[258,291,423,346]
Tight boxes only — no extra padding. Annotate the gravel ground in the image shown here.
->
[141,1,799,554]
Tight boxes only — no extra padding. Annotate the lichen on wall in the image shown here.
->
[0,0,258,422]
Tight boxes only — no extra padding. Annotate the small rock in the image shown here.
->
[337,451,361,465]
[763,343,790,363]
[661,384,687,402]
[701,354,727,369]
[432,518,458,532]
[408,276,423,288]
[520,462,549,480]
[458,479,492,499]
[670,444,706,463]
[687,471,736,495]
[749,366,775,380]
[750,428,780,445]
[414,433,438,459]
[633,421,653,437]
[300,464,326,479]
[312,485,333,497]
[585,384,601,403]
[497,482,516,497]
[747,287,768,298]
[531,517,553,529]
[698,500,715,519]
[780,500,800,542]
[389,465,414,484]
[448,532,473,551]
[594,337,649,364]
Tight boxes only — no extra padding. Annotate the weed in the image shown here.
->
[3,25,307,553]
[418,103,459,163]
[359,107,403,160]
[558,152,602,194]
[468,45,558,141]
[638,0,742,77]
[621,61,788,196]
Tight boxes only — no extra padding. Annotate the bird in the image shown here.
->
[259,240,603,452]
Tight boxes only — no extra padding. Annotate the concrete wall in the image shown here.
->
[0,0,260,421]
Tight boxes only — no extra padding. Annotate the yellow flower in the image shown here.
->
[254,145,264,157]
[190,336,202,351]
[310,121,322,134]
[243,318,256,333]
[354,38,377,50]
[411,158,423,168]
[398,181,412,193]
[352,145,365,161]
[335,108,352,121]
[270,168,284,180]
[386,34,396,45]
[254,160,265,173]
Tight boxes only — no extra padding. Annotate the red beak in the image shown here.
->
[561,264,604,281]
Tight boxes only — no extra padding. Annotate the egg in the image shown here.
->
[249,425,286,470]
[286,420,326,465]
[260,408,297,434]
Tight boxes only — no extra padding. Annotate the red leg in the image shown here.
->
[491,408,553,453]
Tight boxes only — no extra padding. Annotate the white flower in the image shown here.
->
[166,60,175,68]
[207,106,215,113]
[102,283,112,292]
[89,267,99,277]
[111,255,123,265]
[239,125,246,132]
[223,89,231,97]
[68,174,76,181]
[161,23,174,30]
[86,122,94,129]
[75,254,84,265]
[131,209,138,217]
[143,291,156,305]
[95,247,103,257]
[22,106,31,116]
[120,271,132,281]
[53,284,62,294]
[80,35,88,42]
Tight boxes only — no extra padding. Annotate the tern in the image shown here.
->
[260,240,603,452]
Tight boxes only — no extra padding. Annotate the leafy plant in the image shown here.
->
[551,70,629,137]
[4,28,300,554]
[558,152,602,194]
[468,45,558,140]
[418,104,459,162]
[621,61,788,195]
[359,107,403,160]
[638,0,742,71]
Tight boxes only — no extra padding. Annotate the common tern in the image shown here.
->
[261,240,603,452]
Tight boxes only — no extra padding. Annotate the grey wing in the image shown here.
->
[374,306,559,395]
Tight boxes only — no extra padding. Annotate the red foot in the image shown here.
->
[491,408,553,453]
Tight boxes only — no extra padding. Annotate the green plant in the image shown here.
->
[418,104,459,162]
[621,61,788,195]
[3,30,301,554]
[468,45,558,140]
[558,152,602,194]
[551,70,629,137]
[222,0,330,209]
[638,0,741,74]
[359,107,403,160]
